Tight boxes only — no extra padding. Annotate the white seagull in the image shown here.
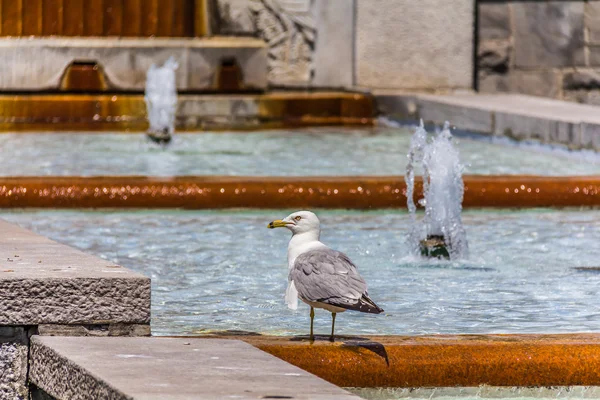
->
[268,211,383,342]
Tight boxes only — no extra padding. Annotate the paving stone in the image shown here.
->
[479,2,512,40]
[30,336,359,400]
[0,219,150,325]
[513,2,585,68]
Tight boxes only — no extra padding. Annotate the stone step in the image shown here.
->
[376,92,600,150]
[0,37,267,92]
[29,336,359,400]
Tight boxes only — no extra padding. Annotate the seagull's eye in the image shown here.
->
[294,216,302,222]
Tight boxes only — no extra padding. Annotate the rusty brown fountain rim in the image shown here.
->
[0,175,598,209]
[0,92,375,131]
[160,333,600,388]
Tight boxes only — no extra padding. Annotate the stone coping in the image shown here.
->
[0,36,267,91]
[30,336,359,400]
[375,92,600,150]
[0,219,150,325]
[228,333,600,388]
[0,175,597,209]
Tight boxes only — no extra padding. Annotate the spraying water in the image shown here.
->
[405,120,469,259]
[144,57,178,145]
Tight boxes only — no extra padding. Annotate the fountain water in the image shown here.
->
[144,57,178,145]
[405,120,469,259]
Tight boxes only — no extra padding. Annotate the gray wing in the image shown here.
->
[290,248,383,313]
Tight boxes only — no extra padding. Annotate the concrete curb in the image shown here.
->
[29,336,359,400]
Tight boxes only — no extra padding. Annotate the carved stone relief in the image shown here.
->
[215,0,316,85]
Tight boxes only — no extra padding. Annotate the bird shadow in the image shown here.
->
[290,335,389,366]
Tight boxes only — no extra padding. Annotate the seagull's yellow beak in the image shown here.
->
[268,219,289,229]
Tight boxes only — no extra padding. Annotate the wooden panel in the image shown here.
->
[62,0,84,36]
[83,0,104,36]
[2,0,23,36]
[103,0,123,36]
[156,0,174,37]
[172,0,195,37]
[121,0,142,36]
[42,0,63,35]
[0,0,200,37]
[140,0,158,36]
[22,0,43,36]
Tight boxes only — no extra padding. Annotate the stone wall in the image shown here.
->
[478,0,600,103]
[213,0,475,91]
[212,0,353,88]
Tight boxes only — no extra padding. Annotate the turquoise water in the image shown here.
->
[0,128,598,176]
[2,208,599,337]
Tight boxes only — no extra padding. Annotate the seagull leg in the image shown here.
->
[309,307,315,342]
[330,312,336,342]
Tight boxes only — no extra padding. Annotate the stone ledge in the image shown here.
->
[30,336,358,400]
[375,92,600,150]
[0,219,150,325]
[0,36,267,91]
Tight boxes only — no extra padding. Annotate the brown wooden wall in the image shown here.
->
[0,0,204,37]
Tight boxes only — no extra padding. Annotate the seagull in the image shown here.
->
[268,211,383,342]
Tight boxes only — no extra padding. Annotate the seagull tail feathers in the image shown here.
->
[340,294,383,314]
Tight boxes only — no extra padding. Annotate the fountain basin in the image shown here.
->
[3,209,599,337]
[0,129,597,176]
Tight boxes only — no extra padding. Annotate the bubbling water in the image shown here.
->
[405,120,469,259]
[144,57,178,138]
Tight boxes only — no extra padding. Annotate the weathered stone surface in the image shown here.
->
[563,70,600,90]
[313,0,354,88]
[214,0,316,86]
[513,2,585,68]
[478,72,510,93]
[479,2,511,40]
[356,0,474,89]
[30,337,359,400]
[581,123,600,149]
[494,112,552,142]
[585,1,600,43]
[508,69,561,98]
[394,93,600,149]
[0,37,267,91]
[38,324,151,337]
[0,327,29,400]
[0,219,150,325]
[417,94,494,134]
[587,46,600,66]
[478,40,511,73]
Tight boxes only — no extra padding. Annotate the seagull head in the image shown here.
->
[268,210,320,235]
